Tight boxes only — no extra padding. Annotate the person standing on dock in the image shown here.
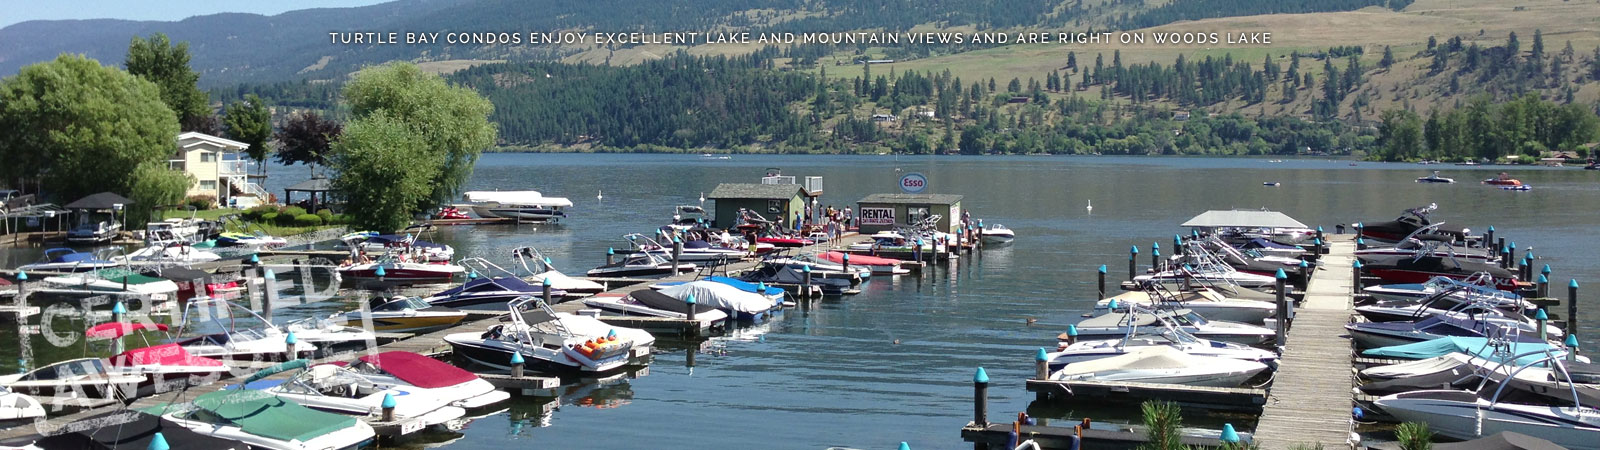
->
[843,206,853,231]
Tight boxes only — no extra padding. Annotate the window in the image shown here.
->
[200,152,215,162]
[199,180,218,190]
[906,206,930,224]
[767,199,783,214]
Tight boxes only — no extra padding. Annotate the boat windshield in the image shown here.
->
[375,297,432,312]
[1180,311,1210,326]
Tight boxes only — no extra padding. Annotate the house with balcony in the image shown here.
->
[171,132,269,208]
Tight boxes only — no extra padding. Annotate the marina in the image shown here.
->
[1,154,1598,449]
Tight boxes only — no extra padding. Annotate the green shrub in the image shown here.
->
[243,205,278,221]
[332,214,351,225]
[259,212,279,223]
[275,211,298,226]
[293,214,324,227]
[185,195,216,210]
[1396,422,1432,450]
[282,206,308,217]
[316,209,334,223]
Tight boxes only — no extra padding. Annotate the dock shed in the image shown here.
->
[707,183,808,229]
[855,193,964,234]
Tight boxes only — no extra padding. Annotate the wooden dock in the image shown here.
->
[961,421,1253,450]
[1250,234,1357,450]
[1026,379,1267,413]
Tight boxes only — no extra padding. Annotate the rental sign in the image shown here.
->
[859,207,896,226]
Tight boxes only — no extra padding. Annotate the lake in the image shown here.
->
[5,154,1598,449]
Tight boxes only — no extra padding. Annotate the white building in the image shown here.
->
[170,132,268,208]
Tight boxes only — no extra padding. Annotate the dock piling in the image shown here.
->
[1538,274,1550,298]
[672,238,683,274]
[1352,260,1363,293]
[1569,280,1580,335]
[1274,269,1288,348]
[112,301,126,355]
[510,352,525,378]
[1567,334,1580,362]
[542,278,553,304]
[974,367,990,427]
[1035,348,1049,381]
[1096,265,1107,300]
[842,253,850,274]
[686,294,697,324]
[1508,242,1518,270]
[1151,248,1161,273]
[381,393,396,422]
[606,247,614,265]
[262,268,278,322]
[1128,246,1139,281]
[1536,308,1549,341]
[1485,226,1495,250]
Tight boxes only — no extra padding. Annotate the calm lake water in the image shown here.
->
[5,154,1599,449]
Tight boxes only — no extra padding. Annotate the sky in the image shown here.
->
[3,1,391,28]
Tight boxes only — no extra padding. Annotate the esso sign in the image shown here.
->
[899,173,928,194]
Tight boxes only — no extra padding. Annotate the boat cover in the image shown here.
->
[190,390,356,443]
[143,267,211,282]
[657,281,773,314]
[358,351,478,388]
[737,264,852,290]
[819,251,899,266]
[1358,366,1600,406]
[703,276,786,296]
[86,322,170,340]
[92,269,168,285]
[1435,432,1564,450]
[628,289,720,315]
[32,410,247,450]
[109,343,223,368]
[1363,337,1569,366]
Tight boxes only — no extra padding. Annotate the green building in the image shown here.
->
[707,183,809,229]
[855,193,964,234]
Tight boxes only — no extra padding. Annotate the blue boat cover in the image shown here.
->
[1363,337,1570,366]
[705,276,787,296]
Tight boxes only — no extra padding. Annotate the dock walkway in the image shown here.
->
[1251,235,1356,449]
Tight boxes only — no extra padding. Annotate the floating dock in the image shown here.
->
[1250,234,1357,450]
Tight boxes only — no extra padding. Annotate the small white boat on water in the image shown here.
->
[1048,346,1269,387]
[66,220,121,244]
[16,248,123,273]
[156,389,377,450]
[462,190,573,222]
[0,385,45,423]
[1416,171,1456,183]
[119,243,222,266]
[980,224,1015,244]
[170,298,317,361]
[40,268,180,298]
[1373,352,1600,449]
[236,359,466,436]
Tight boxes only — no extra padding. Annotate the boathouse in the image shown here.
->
[707,183,808,229]
[855,193,964,234]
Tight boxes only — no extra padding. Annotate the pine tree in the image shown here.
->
[1506,32,1520,63]
[1066,52,1077,70]
[1380,46,1396,69]
[1531,29,1545,61]
[1427,36,1437,51]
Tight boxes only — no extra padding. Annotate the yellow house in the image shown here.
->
[171,132,266,207]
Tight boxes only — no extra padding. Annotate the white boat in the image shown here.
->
[337,296,468,334]
[553,312,656,351]
[1092,286,1276,324]
[1362,274,1523,306]
[237,359,465,436]
[1073,307,1276,345]
[157,389,377,450]
[281,315,379,347]
[66,220,121,244]
[145,217,201,243]
[16,248,122,273]
[1373,353,1600,449]
[1049,346,1269,387]
[582,290,729,330]
[760,255,870,284]
[623,233,748,264]
[336,255,466,284]
[443,296,635,375]
[655,280,777,320]
[0,386,45,423]
[1417,171,1456,183]
[346,351,510,410]
[505,247,608,295]
[89,322,231,393]
[40,268,180,298]
[462,190,573,222]
[587,252,696,279]
[119,243,222,266]
[980,224,1015,244]
[1047,314,1277,371]
[170,298,317,361]
[0,358,144,400]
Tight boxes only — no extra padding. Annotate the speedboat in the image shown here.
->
[88,322,230,393]
[339,296,468,334]
[462,190,572,222]
[1346,315,1555,349]
[422,276,564,311]
[1237,238,1306,258]
[655,280,777,320]
[340,230,455,263]
[582,289,729,329]
[281,315,379,347]
[501,248,607,295]
[1359,352,1600,407]
[1359,254,1519,291]
[0,386,44,424]
[1362,275,1523,306]
[980,224,1016,244]
[1356,239,1496,264]
[16,248,122,273]
[346,351,510,410]
[0,358,144,400]
[1047,315,1277,371]
[216,231,288,249]
[587,252,696,279]
[622,233,746,264]
[156,389,377,450]
[235,359,466,436]
[337,255,466,285]
[1134,265,1278,289]
[1482,172,1523,186]
[443,296,634,375]
[1362,337,1582,365]
[847,231,937,254]
[26,410,247,449]
[66,221,121,244]
[40,268,180,298]
[737,263,857,296]
[169,298,317,361]
[1073,307,1276,346]
[119,243,222,266]
[1373,353,1600,449]
[1092,285,1277,324]
[1358,204,1471,243]
[1048,346,1269,387]
[1417,171,1456,183]
[816,251,910,275]
[145,217,201,244]
[1356,282,1534,323]
[760,254,869,284]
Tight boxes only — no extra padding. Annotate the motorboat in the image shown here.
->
[145,217,202,244]
[40,268,180,298]
[1346,315,1555,349]
[0,358,144,400]
[1357,204,1471,243]
[737,262,857,296]
[816,251,910,275]
[1362,275,1524,306]
[698,276,788,304]
[1134,263,1278,289]
[443,296,634,375]
[339,296,468,334]
[1356,239,1496,264]
[1362,337,1582,365]
[215,231,288,249]
[980,224,1015,244]
[1356,281,1534,323]
[155,389,376,450]
[169,298,317,361]
[1073,307,1276,345]
[760,254,869,284]
[1048,346,1269,387]
[235,359,466,436]
[337,255,466,285]
[656,280,777,320]
[66,220,121,244]
[504,247,607,295]
[622,233,746,264]
[340,230,455,263]
[847,231,939,254]
[1359,352,1600,407]
[462,190,572,222]
[1237,238,1306,258]
[119,243,223,266]
[422,276,564,311]
[1092,285,1276,324]
[16,248,122,273]
[1499,184,1533,191]
[582,290,729,329]
[1047,314,1277,371]
[346,351,510,410]
[668,205,710,231]
[586,252,696,279]
[281,315,379,347]
[1482,172,1524,186]
[0,386,44,424]
[26,410,248,450]
[1372,353,1600,449]
[88,322,230,393]
[1417,171,1456,183]
[1359,253,1519,291]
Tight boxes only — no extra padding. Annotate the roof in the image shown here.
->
[284,177,332,192]
[857,193,964,205]
[63,192,133,210]
[1180,210,1307,229]
[177,132,248,150]
[706,183,805,200]
[191,390,356,443]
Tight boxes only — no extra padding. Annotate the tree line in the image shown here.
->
[1375,94,1599,162]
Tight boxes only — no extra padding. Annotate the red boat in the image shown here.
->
[818,251,909,274]
[434,206,470,220]
[1481,172,1523,186]
[338,257,467,284]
